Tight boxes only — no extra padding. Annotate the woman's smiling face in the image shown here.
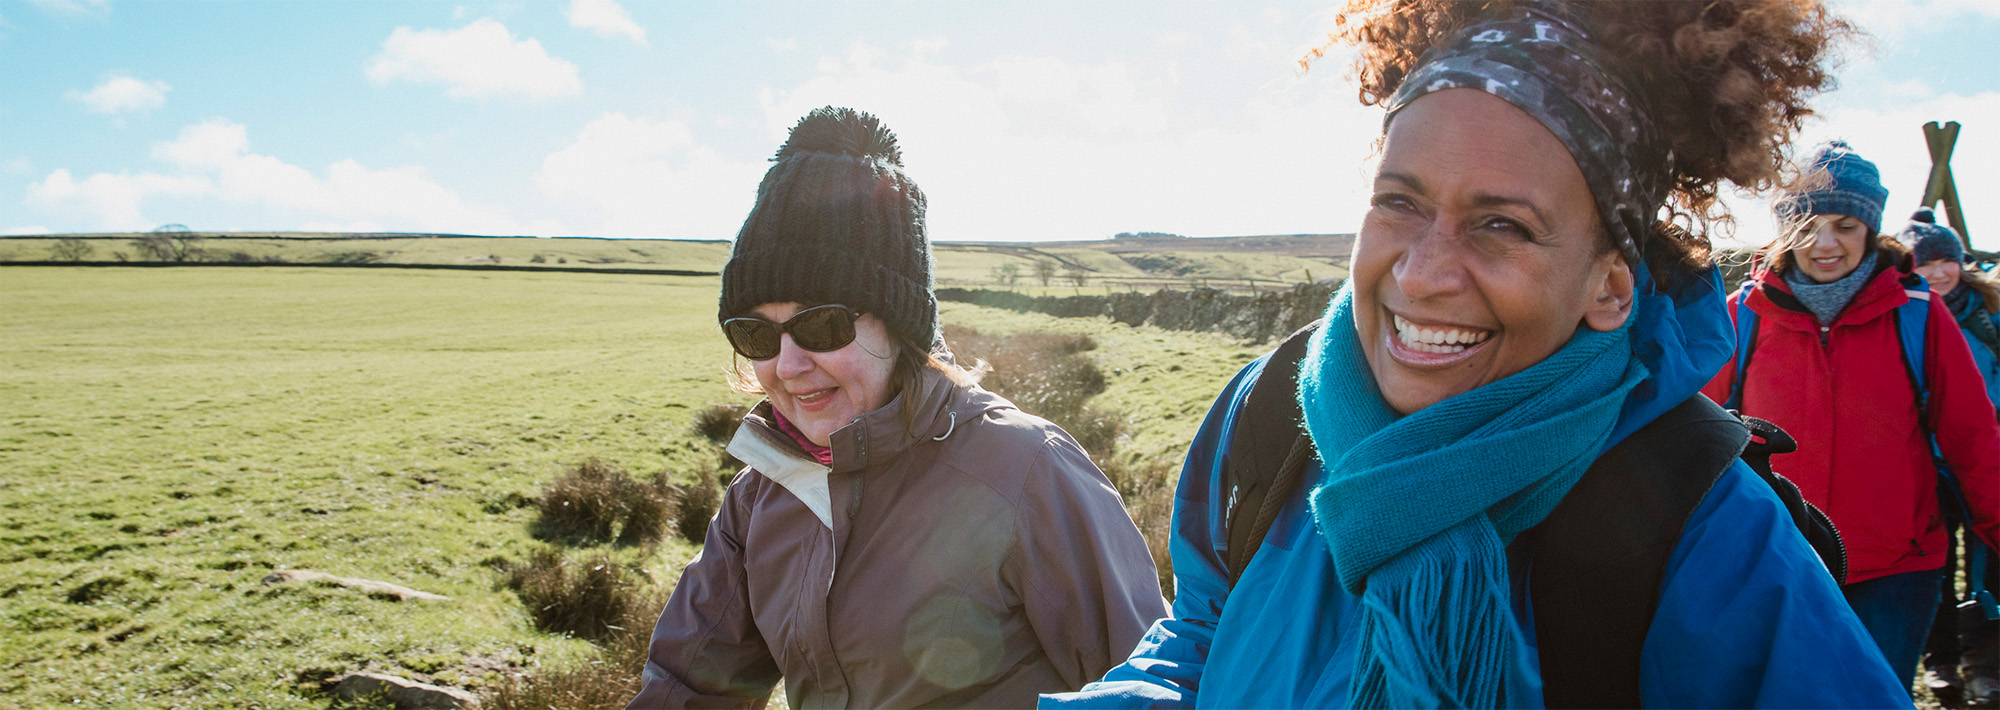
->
[746,302,898,447]
[1787,214,1871,283]
[1352,89,1633,415]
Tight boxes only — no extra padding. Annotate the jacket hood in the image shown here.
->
[1606,265,1735,448]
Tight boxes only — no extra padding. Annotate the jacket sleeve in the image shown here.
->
[1039,364,1258,709]
[627,473,780,710]
[1924,296,2000,550]
[1699,295,1741,406]
[1012,434,1173,694]
[1639,461,1912,709]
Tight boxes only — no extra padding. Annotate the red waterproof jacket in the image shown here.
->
[1702,260,2000,584]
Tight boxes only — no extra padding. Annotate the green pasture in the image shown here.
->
[0,266,1256,708]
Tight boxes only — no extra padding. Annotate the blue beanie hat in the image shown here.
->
[1901,207,1967,265]
[1775,140,1889,236]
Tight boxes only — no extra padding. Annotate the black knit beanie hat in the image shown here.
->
[719,106,936,348]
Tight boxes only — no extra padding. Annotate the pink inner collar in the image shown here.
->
[769,407,834,465]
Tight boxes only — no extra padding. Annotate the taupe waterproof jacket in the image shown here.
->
[629,368,1168,709]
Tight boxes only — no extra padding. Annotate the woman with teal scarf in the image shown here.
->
[1044,1,1909,708]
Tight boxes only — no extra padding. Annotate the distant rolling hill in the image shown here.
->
[2,231,1355,292]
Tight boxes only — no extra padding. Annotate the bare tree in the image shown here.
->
[49,238,94,262]
[129,234,175,261]
[128,229,207,261]
[1062,263,1089,288]
[1033,259,1057,287]
[170,233,208,262]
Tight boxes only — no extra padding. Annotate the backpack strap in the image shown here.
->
[1725,281,1760,411]
[1894,275,1934,418]
[1527,396,1747,709]
[1221,320,1321,585]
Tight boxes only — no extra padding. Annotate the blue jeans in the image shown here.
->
[1846,568,1947,693]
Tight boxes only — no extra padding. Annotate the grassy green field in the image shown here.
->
[0,266,1256,708]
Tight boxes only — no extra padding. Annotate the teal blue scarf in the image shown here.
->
[1299,285,1647,708]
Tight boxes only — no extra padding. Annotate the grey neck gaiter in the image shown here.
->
[1784,250,1880,325]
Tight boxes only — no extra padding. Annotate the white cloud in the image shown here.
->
[1834,0,2000,46]
[537,113,765,239]
[26,168,208,229]
[66,75,169,115]
[2,225,52,236]
[25,118,556,235]
[756,39,1378,242]
[567,0,646,45]
[366,19,582,100]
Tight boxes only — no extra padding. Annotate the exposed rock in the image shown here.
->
[261,569,450,602]
[329,672,478,709]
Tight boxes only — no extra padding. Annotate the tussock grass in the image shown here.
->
[481,578,668,710]
[675,470,723,545]
[503,548,643,642]
[690,402,748,444]
[533,460,675,547]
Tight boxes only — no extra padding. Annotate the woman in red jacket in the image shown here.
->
[1703,141,2000,692]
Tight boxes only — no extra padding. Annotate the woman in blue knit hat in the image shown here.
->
[1904,207,2000,708]
[1703,143,2000,693]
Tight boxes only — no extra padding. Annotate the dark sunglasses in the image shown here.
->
[722,304,862,360]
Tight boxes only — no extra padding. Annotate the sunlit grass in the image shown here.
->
[0,266,1259,708]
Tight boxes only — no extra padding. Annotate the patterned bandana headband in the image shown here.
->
[1382,4,1668,265]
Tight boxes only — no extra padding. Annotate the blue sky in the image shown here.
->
[3,0,1997,250]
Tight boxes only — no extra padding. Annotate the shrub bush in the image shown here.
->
[675,469,723,544]
[533,459,675,546]
[690,403,749,444]
[502,548,642,642]
[486,556,672,709]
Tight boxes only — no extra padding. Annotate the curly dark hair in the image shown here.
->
[1309,0,1856,283]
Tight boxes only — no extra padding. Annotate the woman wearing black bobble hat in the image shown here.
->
[627,107,1167,709]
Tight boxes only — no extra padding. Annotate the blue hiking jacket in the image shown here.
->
[1042,271,1910,709]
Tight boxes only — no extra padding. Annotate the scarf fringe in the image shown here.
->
[1349,518,1521,709]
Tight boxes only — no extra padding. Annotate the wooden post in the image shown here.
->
[1920,121,1973,246]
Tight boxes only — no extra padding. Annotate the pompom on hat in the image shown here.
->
[718,107,936,348]
[1774,140,1889,236]
[1901,207,1967,265]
